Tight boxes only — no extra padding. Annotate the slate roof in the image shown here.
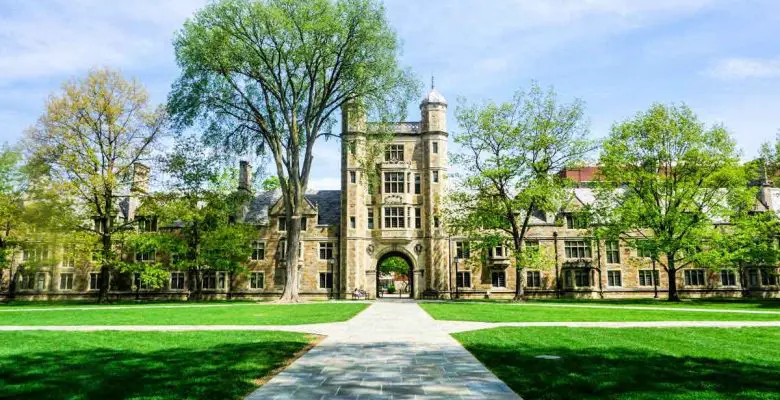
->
[244,189,341,226]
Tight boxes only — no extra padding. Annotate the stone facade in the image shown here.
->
[2,87,780,301]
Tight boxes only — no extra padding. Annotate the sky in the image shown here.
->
[1,0,780,190]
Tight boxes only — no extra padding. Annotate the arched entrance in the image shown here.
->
[376,251,414,299]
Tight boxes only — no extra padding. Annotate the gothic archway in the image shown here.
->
[376,251,415,299]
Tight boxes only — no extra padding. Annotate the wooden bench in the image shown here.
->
[351,289,368,300]
[421,289,440,300]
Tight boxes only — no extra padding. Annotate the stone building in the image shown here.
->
[2,86,779,300]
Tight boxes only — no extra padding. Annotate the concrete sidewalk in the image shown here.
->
[245,301,520,400]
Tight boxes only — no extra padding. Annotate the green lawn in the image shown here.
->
[420,302,780,322]
[454,327,780,400]
[0,331,317,399]
[512,298,780,310]
[0,303,368,325]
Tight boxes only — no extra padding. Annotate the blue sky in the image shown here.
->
[1,0,779,189]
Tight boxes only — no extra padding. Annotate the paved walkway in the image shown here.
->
[246,301,520,400]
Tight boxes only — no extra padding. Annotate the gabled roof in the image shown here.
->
[244,189,341,226]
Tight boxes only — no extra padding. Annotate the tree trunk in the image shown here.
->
[279,214,302,302]
[513,236,525,301]
[8,266,20,301]
[666,255,681,302]
[98,231,111,304]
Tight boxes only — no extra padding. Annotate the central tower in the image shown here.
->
[339,85,451,299]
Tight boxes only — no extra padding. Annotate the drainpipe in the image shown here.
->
[553,232,560,298]
[447,235,453,299]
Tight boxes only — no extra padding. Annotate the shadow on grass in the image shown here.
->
[462,343,780,400]
[0,340,309,399]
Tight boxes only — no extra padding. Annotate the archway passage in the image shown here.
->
[376,252,414,299]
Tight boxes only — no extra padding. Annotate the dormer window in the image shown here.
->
[137,216,157,232]
[278,217,286,231]
[384,144,404,162]
[300,217,308,231]
[565,213,588,229]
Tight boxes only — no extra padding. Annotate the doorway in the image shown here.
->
[376,252,414,299]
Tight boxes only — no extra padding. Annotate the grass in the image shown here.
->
[462,298,780,310]
[420,302,780,322]
[0,330,318,399]
[454,327,780,400]
[0,302,368,325]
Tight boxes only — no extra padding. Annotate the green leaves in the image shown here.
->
[596,103,749,275]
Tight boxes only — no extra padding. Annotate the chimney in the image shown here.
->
[131,163,150,194]
[239,160,251,192]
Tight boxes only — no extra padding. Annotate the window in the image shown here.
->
[23,246,50,263]
[720,270,737,286]
[605,241,620,264]
[638,270,659,286]
[415,207,421,228]
[89,273,100,290]
[367,208,374,229]
[135,250,155,262]
[684,269,706,286]
[350,216,356,229]
[491,245,506,258]
[607,270,622,287]
[491,271,506,287]
[251,241,265,261]
[456,271,471,288]
[414,174,421,194]
[170,272,185,290]
[319,242,335,260]
[279,240,287,259]
[456,241,470,259]
[749,269,760,286]
[137,216,157,232]
[434,216,440,228]
[278,217,286,231]
[574,269,590,287]
[384,172,405,193]
[63,245,76,268]
[636,241,652,258]
[250,272,265,289]
[432,171,439,183]
[59,273,74,290]
[319,272,333,289]
[525,240,539,255]
[384,144,404,161]
[432,142,439,154]
[349,170,356,183]
[407,173,411,193]
[384,207,405,228]
[300,217,308,231]
[202,271,216,290]
[35,273,46,290]
[526,271,541,288]
[20,273,35,290]
[133,273,151,290]
[565,213,588,229]
[564,240,591,259]
[761,269,778,286]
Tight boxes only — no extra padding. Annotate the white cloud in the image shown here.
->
[705,58,780,80]
[0,0,206,85]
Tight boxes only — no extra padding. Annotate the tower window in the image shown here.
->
[349,170,356,183]
[384,207,405,228]
[384,144,404,162]
[414,174,421,194]
[432,171,439,183]
[367,208,374,229]
[384,172,405,193]
[350,216,356,229]
[432,142,439,154]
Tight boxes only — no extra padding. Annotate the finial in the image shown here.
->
[431,75,435,90]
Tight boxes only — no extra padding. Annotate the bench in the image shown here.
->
[421,289,440,300]
[351,289,368,300]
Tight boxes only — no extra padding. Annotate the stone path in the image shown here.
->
[245,300,520,400]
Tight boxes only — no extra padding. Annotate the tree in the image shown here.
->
[379,256,408,276]
[139,135,252,299]
[446,83,594,300]
[597,103,749,301]
[25,68,166,303]
[169,0,417,302]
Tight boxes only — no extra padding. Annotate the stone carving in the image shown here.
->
[366,244,375,255]
[384,195,403,204]
[414,244,423,254]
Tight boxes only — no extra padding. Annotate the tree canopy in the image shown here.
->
[168,0,417,301]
